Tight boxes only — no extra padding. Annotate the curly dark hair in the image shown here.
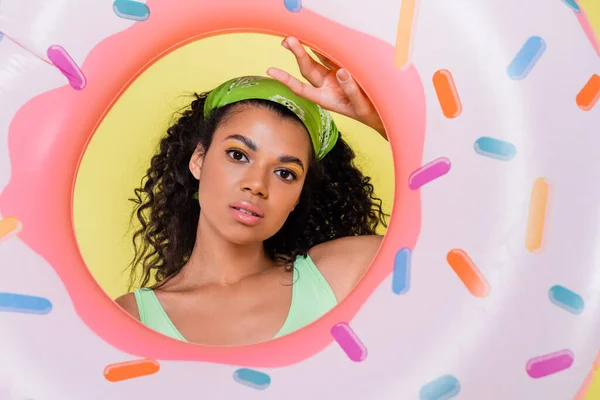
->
[127,92,389,290]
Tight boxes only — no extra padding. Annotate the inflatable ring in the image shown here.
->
[0,0,599,398]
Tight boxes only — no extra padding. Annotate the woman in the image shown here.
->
[116,37,389,346]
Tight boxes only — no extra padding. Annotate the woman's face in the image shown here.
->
[190,104,312,244]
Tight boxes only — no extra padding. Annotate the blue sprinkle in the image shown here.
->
[561,0,580,13]
[549,285,584,315]
[233,368,271,390]
[507,36,546,80]
[392,248,411,295]
[0,293,52,315]
[420,375,461,400]
[474,137,517,161]
[113,0,150,22]
[0,32,4,41]
[284,0,302,12]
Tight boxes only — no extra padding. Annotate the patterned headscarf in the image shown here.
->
[204,76,339,160]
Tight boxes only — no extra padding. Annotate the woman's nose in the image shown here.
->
[240,165,269,198]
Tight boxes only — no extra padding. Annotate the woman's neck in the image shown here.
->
[174,214,273,288]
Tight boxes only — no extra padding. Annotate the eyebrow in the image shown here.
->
[223,134,305,172]
[224,134,257,151]
[280,156,305,172]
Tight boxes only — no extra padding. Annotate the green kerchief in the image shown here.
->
[204,76,339,160]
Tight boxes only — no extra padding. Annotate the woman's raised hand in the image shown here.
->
[267,36,385,137]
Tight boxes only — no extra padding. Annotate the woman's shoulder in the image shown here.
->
[308,235,384,301]
[309,234,383,263]
[115,291,141,321]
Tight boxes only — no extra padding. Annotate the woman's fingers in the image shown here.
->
[282,37,329,87]
[336,69,385,133]
[310,48,340,71]
[335,69,372,118]
[266,67,323,104]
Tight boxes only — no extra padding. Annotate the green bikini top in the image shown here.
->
[133,254,338,341]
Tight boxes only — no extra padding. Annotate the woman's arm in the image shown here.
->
[271,36,387,299]
[309,235,384,302]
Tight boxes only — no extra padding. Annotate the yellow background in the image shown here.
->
[589,369,600,400]
[73,33,394,300]
[580,0,600,40]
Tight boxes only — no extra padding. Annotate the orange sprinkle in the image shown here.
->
[447,249,490,298]
[576,74,600,111]
[525,178,551,253]
[594,349,600,370]
[0,217,22,245]
[432,69,462,118]
[394,0,419,70]
[104,359,160,382]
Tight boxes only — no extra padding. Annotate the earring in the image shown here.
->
[193,191,198,200]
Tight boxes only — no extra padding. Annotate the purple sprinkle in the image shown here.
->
[47,45,86,90]
[331,322,367,362]
[526,349,574,378]
[408,157,451,190]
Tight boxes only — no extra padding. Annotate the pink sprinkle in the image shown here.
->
[408,157,451,190]
[47,45,86,90]
[526,349,574,379]
[331,322,367,362]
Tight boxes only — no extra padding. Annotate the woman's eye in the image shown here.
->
[276,169,297,181]
[226,150,248,162]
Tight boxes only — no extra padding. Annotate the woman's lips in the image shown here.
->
[229,201,264,226]
[230,201,264,217]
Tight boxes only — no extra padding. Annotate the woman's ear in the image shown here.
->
[189,144,205,180]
